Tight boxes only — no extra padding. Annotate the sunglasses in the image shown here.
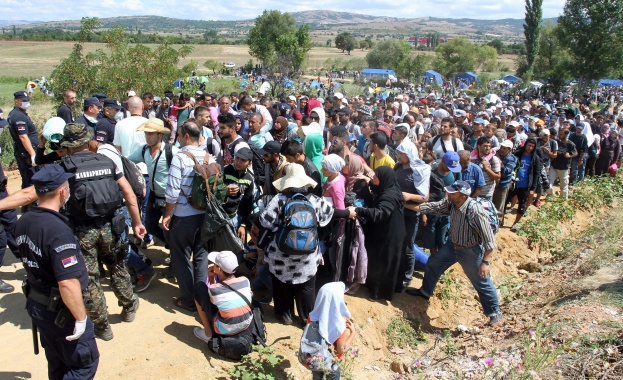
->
[310,116,320,121]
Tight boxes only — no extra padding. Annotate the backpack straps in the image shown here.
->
[218,280,267,347]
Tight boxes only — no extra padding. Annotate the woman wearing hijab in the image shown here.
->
[347,167,406,301]
[321,154,346,210]
[304,282,356,380]
[394,141,430,292]
[259,164,350,325]
[595,127,621,176]
[271,116,289,144]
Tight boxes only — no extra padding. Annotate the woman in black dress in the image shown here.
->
[348,166,406,301]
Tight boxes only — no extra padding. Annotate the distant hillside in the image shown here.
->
[5,11,558,43]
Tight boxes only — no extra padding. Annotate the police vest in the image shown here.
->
[62,153,123,223]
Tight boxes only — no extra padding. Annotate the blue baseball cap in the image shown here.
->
[444,180,471,196]
[474,118,485,125]
[84,97,102,107]
[14,91,30,101]
[442,151,462,173]
[92,93,107,100]
[32,164,74,193]
[103,99,122,110]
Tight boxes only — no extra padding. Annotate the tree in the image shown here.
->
[335,32,356,54]
[400,54,430,82]
[433,38,498,78]
[247,10,311,75]
[532,24,573,90]
[486,38,504,54]
[204,59,223,74]
[326,39,331,47]
[366,39,412,74]
[50,21,192,101]
[558,0,623,91]
[520,0,543,80]
[364,36,374,50]
[77,17,100,42]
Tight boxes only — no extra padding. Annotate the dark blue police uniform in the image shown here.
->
[94,117,116,144]
[0,164,18,267]
[74,115,97,134]
[17,202,99,379]
[7,104,38,189]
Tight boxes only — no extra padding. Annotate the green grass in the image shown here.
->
[385,316,427,350]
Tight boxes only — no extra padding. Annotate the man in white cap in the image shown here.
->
[193,251,253,346]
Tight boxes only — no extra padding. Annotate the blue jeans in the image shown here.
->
[399,214,419,288]
[570,154,587,184]
[421,215,450,251]
[421,241,500,317]
[116,207,150,276]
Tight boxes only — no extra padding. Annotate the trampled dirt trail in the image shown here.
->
[1,169,621,379]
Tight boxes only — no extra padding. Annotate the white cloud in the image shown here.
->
[0,0,566,22]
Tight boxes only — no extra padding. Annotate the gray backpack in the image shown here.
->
[298,321,337,372]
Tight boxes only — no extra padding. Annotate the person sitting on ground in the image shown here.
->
[193,251,253,348]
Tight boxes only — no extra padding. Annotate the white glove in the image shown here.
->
[66,317,87,341]
[31,154,37,166]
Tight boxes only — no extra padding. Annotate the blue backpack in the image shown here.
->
[298,320,337,372]
[277,193,319,255]
[466,197,500,234]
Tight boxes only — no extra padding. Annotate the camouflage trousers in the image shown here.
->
[75,222,134,327]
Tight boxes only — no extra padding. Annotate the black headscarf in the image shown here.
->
[370,166,405,208]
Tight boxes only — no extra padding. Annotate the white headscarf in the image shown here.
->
[322,154,345,174]
[308,282,351,344]
[396,140,431,199]
[310,107,326,129]
[581,121,595,147]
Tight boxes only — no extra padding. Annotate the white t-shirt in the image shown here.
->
[113,115,148,174]
[254,104,273,127]
[96,144,124,175]
[430,135,464,162]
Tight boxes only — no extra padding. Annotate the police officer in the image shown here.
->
[0,123,147,341]
[94,99,121,145]
[16,164,99,379]
[57,89,76,124]
[7,91,38,189]
[74,97,101,134]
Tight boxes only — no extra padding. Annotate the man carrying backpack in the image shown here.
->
[128,119,178,246]
[406,181,502,326]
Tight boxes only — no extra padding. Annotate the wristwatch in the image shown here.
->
[482,260,491,265]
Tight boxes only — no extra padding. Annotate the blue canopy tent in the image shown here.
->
[422,70,443,85]
[455,72,479,85]
[174,79,184,88]
[282,78,294,88]
[377,93,389,100]
[310,80,321,89]
[502,74,520,84]
[239,81,249,88]
[598,79,623,86]
[361,68,397,79]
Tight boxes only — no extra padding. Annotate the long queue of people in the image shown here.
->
[1,85,622,379]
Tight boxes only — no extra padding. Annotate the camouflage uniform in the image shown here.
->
[75,222,134,327]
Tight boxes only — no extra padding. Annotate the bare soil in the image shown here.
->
[1,171,621,380]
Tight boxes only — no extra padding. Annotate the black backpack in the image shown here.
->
[142,142,173,169]
[105,146,146,199]
[430,135,458,154]
[277,193,319,255]
[62,153,124,222]
[248,145,266,188]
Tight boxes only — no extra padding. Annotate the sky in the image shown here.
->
[0,0,566,22]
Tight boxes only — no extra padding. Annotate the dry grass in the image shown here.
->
[0,41,517,78]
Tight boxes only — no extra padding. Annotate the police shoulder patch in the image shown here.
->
[61,255,78,268]
[55,244,77,253]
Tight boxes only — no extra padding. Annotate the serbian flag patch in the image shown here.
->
[61,255,78,268]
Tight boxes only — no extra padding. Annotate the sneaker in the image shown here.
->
[141,239,154,249]
[121,294,140,322]
[255,295,272,305]
[193,327,212,344]
[510,224,518,233]
[163,265,175,279]
[0,279,14,293]
[405,288,430,300]
[488,313,503,326]
[95,323,114,341]
[134,269,157,293]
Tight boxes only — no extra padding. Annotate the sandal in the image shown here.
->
[173,297,197,312]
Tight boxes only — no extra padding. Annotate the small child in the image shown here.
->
[304,282,356,380]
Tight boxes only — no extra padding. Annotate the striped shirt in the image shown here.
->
[165,145,208,217]
[208,276,253,336]
[419,197,497,251]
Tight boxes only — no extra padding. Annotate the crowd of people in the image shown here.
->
[0,83,622,378]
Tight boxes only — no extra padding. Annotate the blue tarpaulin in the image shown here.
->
[598,79,623,86]
[455,72,479,85]
[422,70,443,85]
[174,80,184,88]
[502,74,520,84]
[310,80,321,89]
[361,68,397,79]
[239,81,248,88]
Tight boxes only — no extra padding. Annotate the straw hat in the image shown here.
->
[136,118,171,134]
[272,163,317,192]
